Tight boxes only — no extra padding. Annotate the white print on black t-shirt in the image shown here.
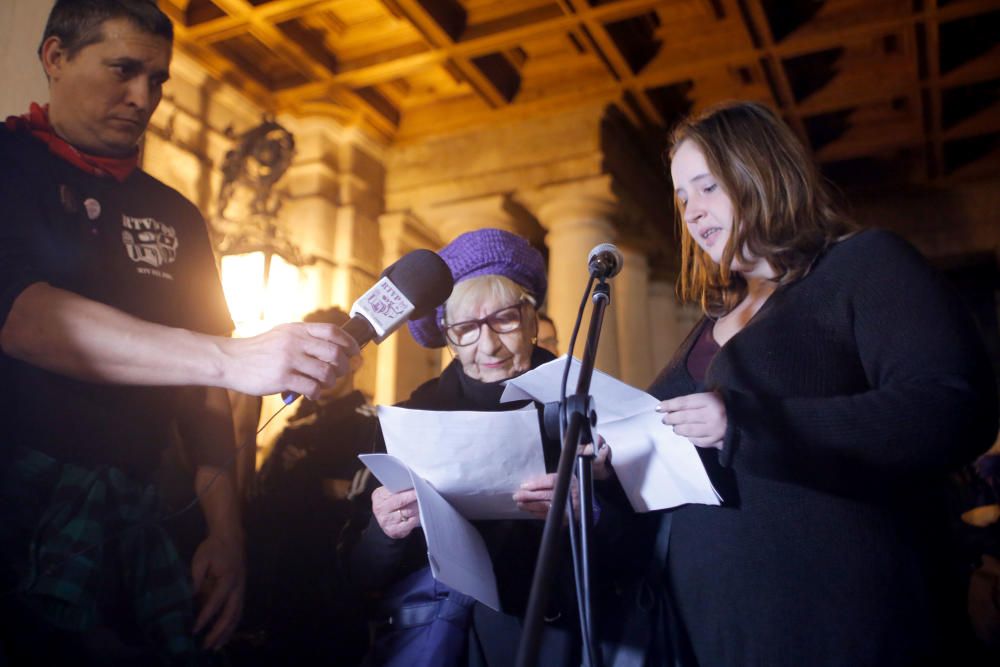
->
[121,215,177,280]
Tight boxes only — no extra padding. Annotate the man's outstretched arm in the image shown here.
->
[0,282,359,399]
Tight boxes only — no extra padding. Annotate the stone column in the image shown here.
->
[281,118,386,306]
[374,212,444,406]
[648,280,703,374]
[279,117,389,398]
[648,280,681,373]
[615,244,653,387]
[531,179,621,376]
[0,0,51,118]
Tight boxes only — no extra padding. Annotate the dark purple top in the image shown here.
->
[686,321,720,385]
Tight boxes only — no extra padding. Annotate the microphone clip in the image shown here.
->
[542,395,597,444]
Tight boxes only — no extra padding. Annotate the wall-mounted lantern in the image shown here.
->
[213,117,313,336]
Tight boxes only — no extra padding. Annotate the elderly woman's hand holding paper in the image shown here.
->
[513,440,611,519]
[371,486,421,539]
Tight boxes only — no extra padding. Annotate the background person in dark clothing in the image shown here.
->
[535,311,559,356]
[953,450,1000,656]
[238,306,376,667]
[256,306,374,501]
[642,100,999,666]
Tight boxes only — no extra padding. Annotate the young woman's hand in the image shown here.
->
[657,391,727,450]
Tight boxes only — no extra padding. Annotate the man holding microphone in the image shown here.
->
[0,1,357,663]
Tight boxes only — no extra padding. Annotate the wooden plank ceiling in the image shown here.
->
[162,0,1000,190]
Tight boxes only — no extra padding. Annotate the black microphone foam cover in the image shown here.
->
[382,248,454,320]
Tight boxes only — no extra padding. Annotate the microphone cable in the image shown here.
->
[158,396,292,524]
[556,271,601,667]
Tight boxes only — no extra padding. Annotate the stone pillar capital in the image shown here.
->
[416,194,531,242]
[519,175,618,232]
[538,177,622,376]
[378,211,442,255]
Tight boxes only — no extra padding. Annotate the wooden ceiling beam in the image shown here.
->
[391,48,813,142]
[186,0,338,40]
[273,0,716,106]
[383,0,512,108]
[171,40,274,109]
[205,0,399,136]
[815,133,924,163]
[740,0,811,147]
[158,0,189,26]
[904,16,931,182]
[551,5,652,125]
[185,18,253,45]
[268,0,668,100]
[925,0,945,180]
[745,0,1000,63]
[696,0,725,20]
[934,0,1000,23]
[167,0,1000,177]
[273,0,950,120]
[567,0,664,126]
[276,42,763,110]
[634,48,758,90]
[463,4,566,41]
[395,78,623,142]
[570,7,632,81]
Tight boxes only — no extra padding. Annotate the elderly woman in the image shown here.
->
[645,101,998,665]
[346,228,594,667]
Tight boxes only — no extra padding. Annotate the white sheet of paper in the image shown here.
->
[359,453,501,610]
[502,355,721,511]
[377,405,547,520]
[500,356,654,421]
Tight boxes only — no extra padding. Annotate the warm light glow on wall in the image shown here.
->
[221,252,311,337]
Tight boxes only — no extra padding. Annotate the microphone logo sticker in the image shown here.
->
[354,277,415,340]
[367,287,406,317]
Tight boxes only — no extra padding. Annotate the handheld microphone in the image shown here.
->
[283,249,454,404]
[345,248,453,345]
[588,243,624,279]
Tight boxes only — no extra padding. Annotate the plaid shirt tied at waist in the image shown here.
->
[0,446,203,662]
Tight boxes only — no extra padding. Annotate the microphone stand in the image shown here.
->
[516,279,611,667]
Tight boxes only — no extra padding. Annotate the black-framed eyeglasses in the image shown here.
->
[442,302,527,347]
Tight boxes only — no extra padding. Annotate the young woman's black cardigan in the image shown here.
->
[648,229,999,666]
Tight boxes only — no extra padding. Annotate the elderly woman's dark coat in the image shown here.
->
[347,347,596,667]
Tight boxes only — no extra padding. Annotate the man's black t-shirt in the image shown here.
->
[0,128,233,480]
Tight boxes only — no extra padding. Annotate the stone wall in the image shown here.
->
[0,0,53,119]
[850,177,1000,264]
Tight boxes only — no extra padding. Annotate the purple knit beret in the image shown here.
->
[408,228,547,348]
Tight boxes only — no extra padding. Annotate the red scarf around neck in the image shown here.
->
[5,103,139,182]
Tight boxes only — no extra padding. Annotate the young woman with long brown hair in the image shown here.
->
[647,101,998,665]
